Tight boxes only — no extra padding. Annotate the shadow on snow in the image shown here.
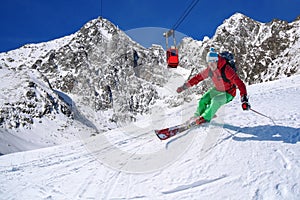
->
[221,124,300,144]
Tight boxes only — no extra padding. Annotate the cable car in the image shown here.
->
[166,46,179,68]
[164,29,179,68]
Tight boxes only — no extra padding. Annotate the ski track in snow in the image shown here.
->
[161,174,228,195]
[0,75,300,199]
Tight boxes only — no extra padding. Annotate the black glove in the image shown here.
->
[176,83,189,93]
[241,95,251,111]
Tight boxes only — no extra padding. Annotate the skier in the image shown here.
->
[176,48,251,126]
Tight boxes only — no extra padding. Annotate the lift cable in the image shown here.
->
[164,0,201,45]
[100,0,103,16]
[164,0,201,68]
[172,0,201,31]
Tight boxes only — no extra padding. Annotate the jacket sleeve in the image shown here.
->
[187,67,210,87]
[225,66,247,97]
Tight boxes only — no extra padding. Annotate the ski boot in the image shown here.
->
[187,116,206,127]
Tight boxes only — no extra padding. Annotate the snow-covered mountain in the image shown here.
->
[0,17,172,154]
[0,73,299,199]
[1,12,300,156]
[179,13,300,84]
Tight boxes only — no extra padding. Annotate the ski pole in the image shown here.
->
[250,108,276,125]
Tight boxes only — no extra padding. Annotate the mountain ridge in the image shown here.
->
[179,12,300,84]
[1,13,299,154]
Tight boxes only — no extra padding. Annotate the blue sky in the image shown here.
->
[0,0,299,52]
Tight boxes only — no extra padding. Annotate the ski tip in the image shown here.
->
[154,130,168,140]
[156,134,168,140]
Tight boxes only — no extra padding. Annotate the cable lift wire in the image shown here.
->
[164,0,200,38]
[172,0,201,31]
[164,0,201,45]
[100,0,103,16]
[164,0,200,68]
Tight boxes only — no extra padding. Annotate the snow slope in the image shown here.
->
[0,74,300,199]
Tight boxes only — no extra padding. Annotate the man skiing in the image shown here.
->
[176,48,250,126]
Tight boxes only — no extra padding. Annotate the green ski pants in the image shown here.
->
[195,87,234,121]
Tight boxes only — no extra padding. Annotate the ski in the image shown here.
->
[155,118,202,140]
[155,116,212,140]
[155,115,213,140]
[155,123,190,140]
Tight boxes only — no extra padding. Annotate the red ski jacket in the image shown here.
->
[186,56,247,97]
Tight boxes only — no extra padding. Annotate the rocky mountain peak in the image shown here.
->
[179,12,300,84]
[1,13,299,154]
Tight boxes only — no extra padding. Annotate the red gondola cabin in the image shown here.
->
[166,47,179,68]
